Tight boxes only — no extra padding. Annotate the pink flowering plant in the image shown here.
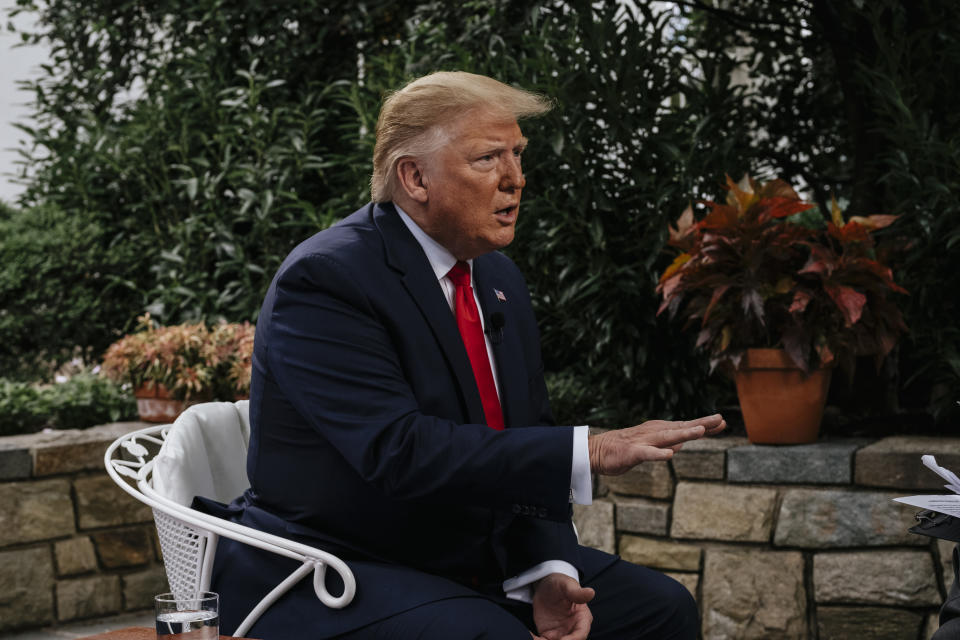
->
[101,314,254,400]
[657,175,908,374]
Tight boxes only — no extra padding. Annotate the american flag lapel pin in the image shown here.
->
[494,288,507,302]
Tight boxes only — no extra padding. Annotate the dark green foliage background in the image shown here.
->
[4,0,959,427]
[0,201,144,376]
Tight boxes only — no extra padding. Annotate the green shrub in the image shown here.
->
[8,0,416,332]
[0,203,144,378]
[366,0,960,425]
[0,373,136,436]
[0,379,44,435]
[6,0,959,427]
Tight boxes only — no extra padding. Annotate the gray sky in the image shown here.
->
[0,0,46,206]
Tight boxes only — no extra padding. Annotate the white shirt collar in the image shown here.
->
[393,203,472,282]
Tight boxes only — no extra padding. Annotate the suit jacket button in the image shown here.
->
[538,508,547,518]
[512,504,521,514]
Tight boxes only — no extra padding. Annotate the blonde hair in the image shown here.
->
[371,71,553,202]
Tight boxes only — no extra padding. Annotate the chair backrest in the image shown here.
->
[152,401,251,505]
[148,400,250,595]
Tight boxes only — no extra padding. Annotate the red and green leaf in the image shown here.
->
[789,289,813,314]
[702,283,731,324]
[668,204,697,248]
[754,197,816,223]
[827,221,871,244]
[659,252,691,283]
[825,284,867,326]
[848,214,898,230]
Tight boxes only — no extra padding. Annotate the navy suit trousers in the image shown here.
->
[329,552,699,640]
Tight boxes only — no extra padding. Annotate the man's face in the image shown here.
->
[419,109,528,260]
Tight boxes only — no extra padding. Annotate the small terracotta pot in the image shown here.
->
[134,383,187,423]
[734,348,832,445]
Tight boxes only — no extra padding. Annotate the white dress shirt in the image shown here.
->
[394,204,592,602]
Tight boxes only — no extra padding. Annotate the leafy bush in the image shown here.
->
[372,0,960,425]
[0,203,144,378]
[0,373,136,436]
[3,0,415,367]
[5,0,959,428]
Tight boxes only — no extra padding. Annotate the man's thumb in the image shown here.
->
[564,583,595,604]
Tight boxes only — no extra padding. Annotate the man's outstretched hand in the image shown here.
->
[588,414,726,476]
[530,573,594,640]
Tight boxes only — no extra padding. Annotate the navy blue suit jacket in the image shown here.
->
[207,202,614,637]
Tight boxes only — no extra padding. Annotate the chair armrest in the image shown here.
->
[105,425,356,610]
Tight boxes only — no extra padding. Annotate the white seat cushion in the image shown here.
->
[152,401,251,506]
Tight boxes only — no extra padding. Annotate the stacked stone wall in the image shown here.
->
[573,432,960,639]
[1,422,957,638]
[0,422,166,634]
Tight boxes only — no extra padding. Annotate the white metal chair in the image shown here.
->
[104,400,356,637]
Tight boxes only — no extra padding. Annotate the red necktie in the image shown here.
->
[447,261,504,430]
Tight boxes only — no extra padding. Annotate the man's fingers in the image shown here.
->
[593,415,726,476]
[671,413,727,439]
[558,606,592,640]
[646,447,675,460]
[684,414,724,430]
[643,424,704,448]
[560,583,595,604]
[705,418,727,434]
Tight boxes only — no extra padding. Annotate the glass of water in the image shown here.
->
[155,591,219,639]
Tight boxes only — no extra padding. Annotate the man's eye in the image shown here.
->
[479,154,495,162]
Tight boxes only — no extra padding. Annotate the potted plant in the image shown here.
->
[203,321,255,400]
[657,175,907,443]
[101,315,255,422]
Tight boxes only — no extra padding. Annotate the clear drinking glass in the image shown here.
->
[155,591,219,639]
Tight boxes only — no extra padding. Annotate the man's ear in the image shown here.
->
[396,157,429,204]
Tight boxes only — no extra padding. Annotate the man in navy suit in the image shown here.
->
[209,71,726,639]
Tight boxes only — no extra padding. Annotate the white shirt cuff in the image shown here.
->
[502,560,580,603]
[570,425,592,505]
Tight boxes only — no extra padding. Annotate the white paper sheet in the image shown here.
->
[893,455,960,517]
[894,494,960,518]
[922,455,960,494]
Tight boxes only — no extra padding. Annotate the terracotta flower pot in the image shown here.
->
[134,383,188,423]
[734,348,832,445]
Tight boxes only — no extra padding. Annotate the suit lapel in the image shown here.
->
[473,255,527,428]
[373,204,486,425]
